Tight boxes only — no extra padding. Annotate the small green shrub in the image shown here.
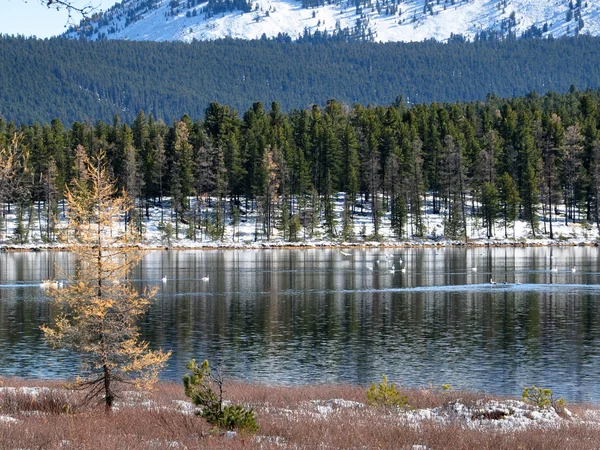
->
[522,386,565,412]
[366,375,409,409]
[183,359,258,433]
[205,404,258,431]
[158,221,174,246]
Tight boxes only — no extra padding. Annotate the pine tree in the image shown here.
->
[408,137,425,237]
[168,120,195,237]
[390,195,408,239]
[590,139,600,231]
[340,122,360,208]
[41,150,170,410]
[497,172,520,238]
[340,196,354,242]
[560,125,583,225]
[515,115,541,235]
[539,113,563,238]
[480,181,499,238]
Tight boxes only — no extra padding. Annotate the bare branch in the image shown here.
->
[41,0,97,26]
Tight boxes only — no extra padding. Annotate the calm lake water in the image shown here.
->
[1,247,600,402]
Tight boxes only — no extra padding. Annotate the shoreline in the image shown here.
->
[1,238,598,252]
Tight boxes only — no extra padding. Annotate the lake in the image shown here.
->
[1,246,600,402]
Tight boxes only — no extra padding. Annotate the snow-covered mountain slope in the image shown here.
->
[67,0,600,43]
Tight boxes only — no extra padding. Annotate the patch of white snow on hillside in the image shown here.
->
[69,0,600,43]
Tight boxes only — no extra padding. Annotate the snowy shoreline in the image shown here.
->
[2,238,599,252]
[1,236,598,252]
[2,193,599,252]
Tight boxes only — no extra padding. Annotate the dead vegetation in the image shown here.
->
[1,378,599,449]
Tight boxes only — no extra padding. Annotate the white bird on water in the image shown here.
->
[201,275,210,282]
[471,267,478,272]
[572,266,577,273]
[40,280,62,290]
[162,276,167,283]
[340,250,352,257]
[489,278,497,285]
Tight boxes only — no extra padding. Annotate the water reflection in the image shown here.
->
[1,247,600,401]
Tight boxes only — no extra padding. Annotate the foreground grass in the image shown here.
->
[1,378,599,449]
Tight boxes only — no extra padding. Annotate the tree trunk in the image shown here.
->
[548,181,553,239]
[104,364,114,411]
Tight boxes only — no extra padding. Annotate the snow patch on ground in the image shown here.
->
[292,397,577,431]
[0,387,52,397]
[1,193,598,253]
[0,415,21,424]
[173,399,199,415]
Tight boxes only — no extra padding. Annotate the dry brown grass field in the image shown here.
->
[1,377,599,449]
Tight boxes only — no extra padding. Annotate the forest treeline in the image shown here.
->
[3,35,600,124]
[2,87,600,244]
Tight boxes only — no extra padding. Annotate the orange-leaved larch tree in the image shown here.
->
[42,149,170,410]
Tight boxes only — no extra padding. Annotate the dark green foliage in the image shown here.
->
[5,84,600,244]
[183,359,259,433]
[4,36,600,124]
[12,206,28,244]
[203,404,259,432]
[480,182,499,238]
[497,173,521,238]
[391,196,408,239]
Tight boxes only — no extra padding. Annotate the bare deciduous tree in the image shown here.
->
[0,133,30,243]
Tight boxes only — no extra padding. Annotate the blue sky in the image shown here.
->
[1,0,119,38]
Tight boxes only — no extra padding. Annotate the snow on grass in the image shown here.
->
[0,415,20,424]
[274,397,583,432]
[1,192,598,251]
[0,387,52,397]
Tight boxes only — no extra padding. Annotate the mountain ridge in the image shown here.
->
[67,0,600,43]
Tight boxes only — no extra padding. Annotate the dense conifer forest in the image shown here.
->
[2,87,600,244]
[2,35,600,124]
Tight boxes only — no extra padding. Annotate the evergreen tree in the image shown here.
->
[390,195,408,239]
[480,181,499,238]
[560,125,583,224]
[497,172,520,238]
[167,120,195,235]
[515,114,541,235]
